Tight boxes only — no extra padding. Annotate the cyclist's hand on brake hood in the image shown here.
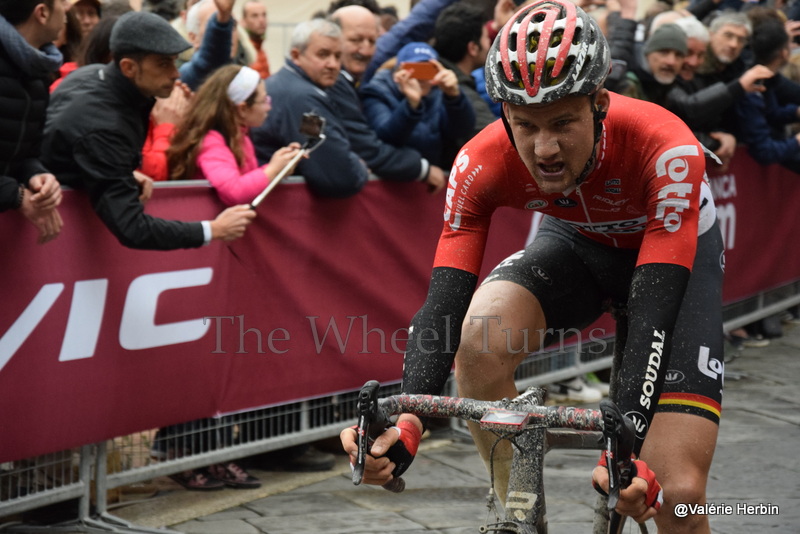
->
[340,414,422,486]
[592,456,663,524]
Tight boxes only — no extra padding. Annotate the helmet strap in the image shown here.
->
[575,92,606,186]
[500,109,517,150]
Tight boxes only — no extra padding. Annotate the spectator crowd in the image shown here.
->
[4,0,800,490]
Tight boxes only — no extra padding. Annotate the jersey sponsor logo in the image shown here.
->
[626,410,648,439]
[444,149,471,231]
[531,266,552,285]
[554,197,578,208]
[697,345,723,380]
[592,195,628,207]
[526,199,548,210]
[590,206,621,213]
[654,145,699,233]
[640,329,665,411]
[605,187,621,194]
[565,217,647,234]
[605,179,621,186]
[664,370,685,384]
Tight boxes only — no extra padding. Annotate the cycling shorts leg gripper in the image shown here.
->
[480,217,636,347]
[657,221,725,425]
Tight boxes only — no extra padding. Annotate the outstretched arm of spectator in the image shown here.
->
[74,130,207,250]
[179,10,234,91]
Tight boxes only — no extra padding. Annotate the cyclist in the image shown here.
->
[341,1,724,531]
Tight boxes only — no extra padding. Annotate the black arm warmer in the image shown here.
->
[401,266,479,396]
[613,262,691,455]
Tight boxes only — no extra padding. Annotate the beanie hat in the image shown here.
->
[644,23,688,55]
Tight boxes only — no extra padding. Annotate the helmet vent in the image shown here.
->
[573,26,582,45]
[529,31,540,52]
[550,29,564,48]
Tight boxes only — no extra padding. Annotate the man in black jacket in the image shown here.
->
[43,10,254,250]
[0,0,65,243]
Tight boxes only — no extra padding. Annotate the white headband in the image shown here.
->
[227,67,261,105]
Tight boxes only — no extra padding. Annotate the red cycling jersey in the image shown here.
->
[435,93,712,275]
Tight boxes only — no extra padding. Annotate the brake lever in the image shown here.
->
[353,380,389,486]
[599,399,636,510]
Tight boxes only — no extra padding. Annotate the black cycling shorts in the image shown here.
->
[482,216,725,424]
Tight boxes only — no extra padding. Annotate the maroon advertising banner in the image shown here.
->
[2,149,798,462]
[0,181,529,463]
[707,152,800,303]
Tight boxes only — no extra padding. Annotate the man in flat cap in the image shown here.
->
[43,11,255,250]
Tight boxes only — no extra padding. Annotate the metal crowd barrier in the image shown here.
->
[4,277,800,532]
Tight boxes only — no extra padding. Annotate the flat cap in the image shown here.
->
[110,11,191,56]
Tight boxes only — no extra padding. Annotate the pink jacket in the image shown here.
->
[194,129,269,206]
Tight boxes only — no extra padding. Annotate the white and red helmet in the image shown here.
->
[486,0,610,105]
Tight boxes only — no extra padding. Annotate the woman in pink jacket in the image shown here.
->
[167,65,301,205]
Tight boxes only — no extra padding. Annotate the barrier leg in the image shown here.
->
[90,443,181,534]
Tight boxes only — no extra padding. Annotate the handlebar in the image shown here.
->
[352,381,638,531]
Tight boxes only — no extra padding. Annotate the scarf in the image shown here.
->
[0,14,63,77]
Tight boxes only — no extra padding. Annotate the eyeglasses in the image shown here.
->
[252,95,272,107]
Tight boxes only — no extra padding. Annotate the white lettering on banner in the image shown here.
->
[59,279,108,361]
[119,268,213,350]
[709,173,737,200]
[0,284,64,373]
[716,203,736,250]
[654,145,698,232]
[0,268,214,373]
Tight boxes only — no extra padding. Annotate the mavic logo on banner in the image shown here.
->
[0,268,213,373]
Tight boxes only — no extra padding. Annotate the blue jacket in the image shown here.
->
[362,0,457,85]
[329,71,427,181]
[360,68,475,167]
[735,75,800,172]
[250,61,368,198]
[178,13,233,91]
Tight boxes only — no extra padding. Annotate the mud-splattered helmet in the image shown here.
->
[485,0,610,105]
